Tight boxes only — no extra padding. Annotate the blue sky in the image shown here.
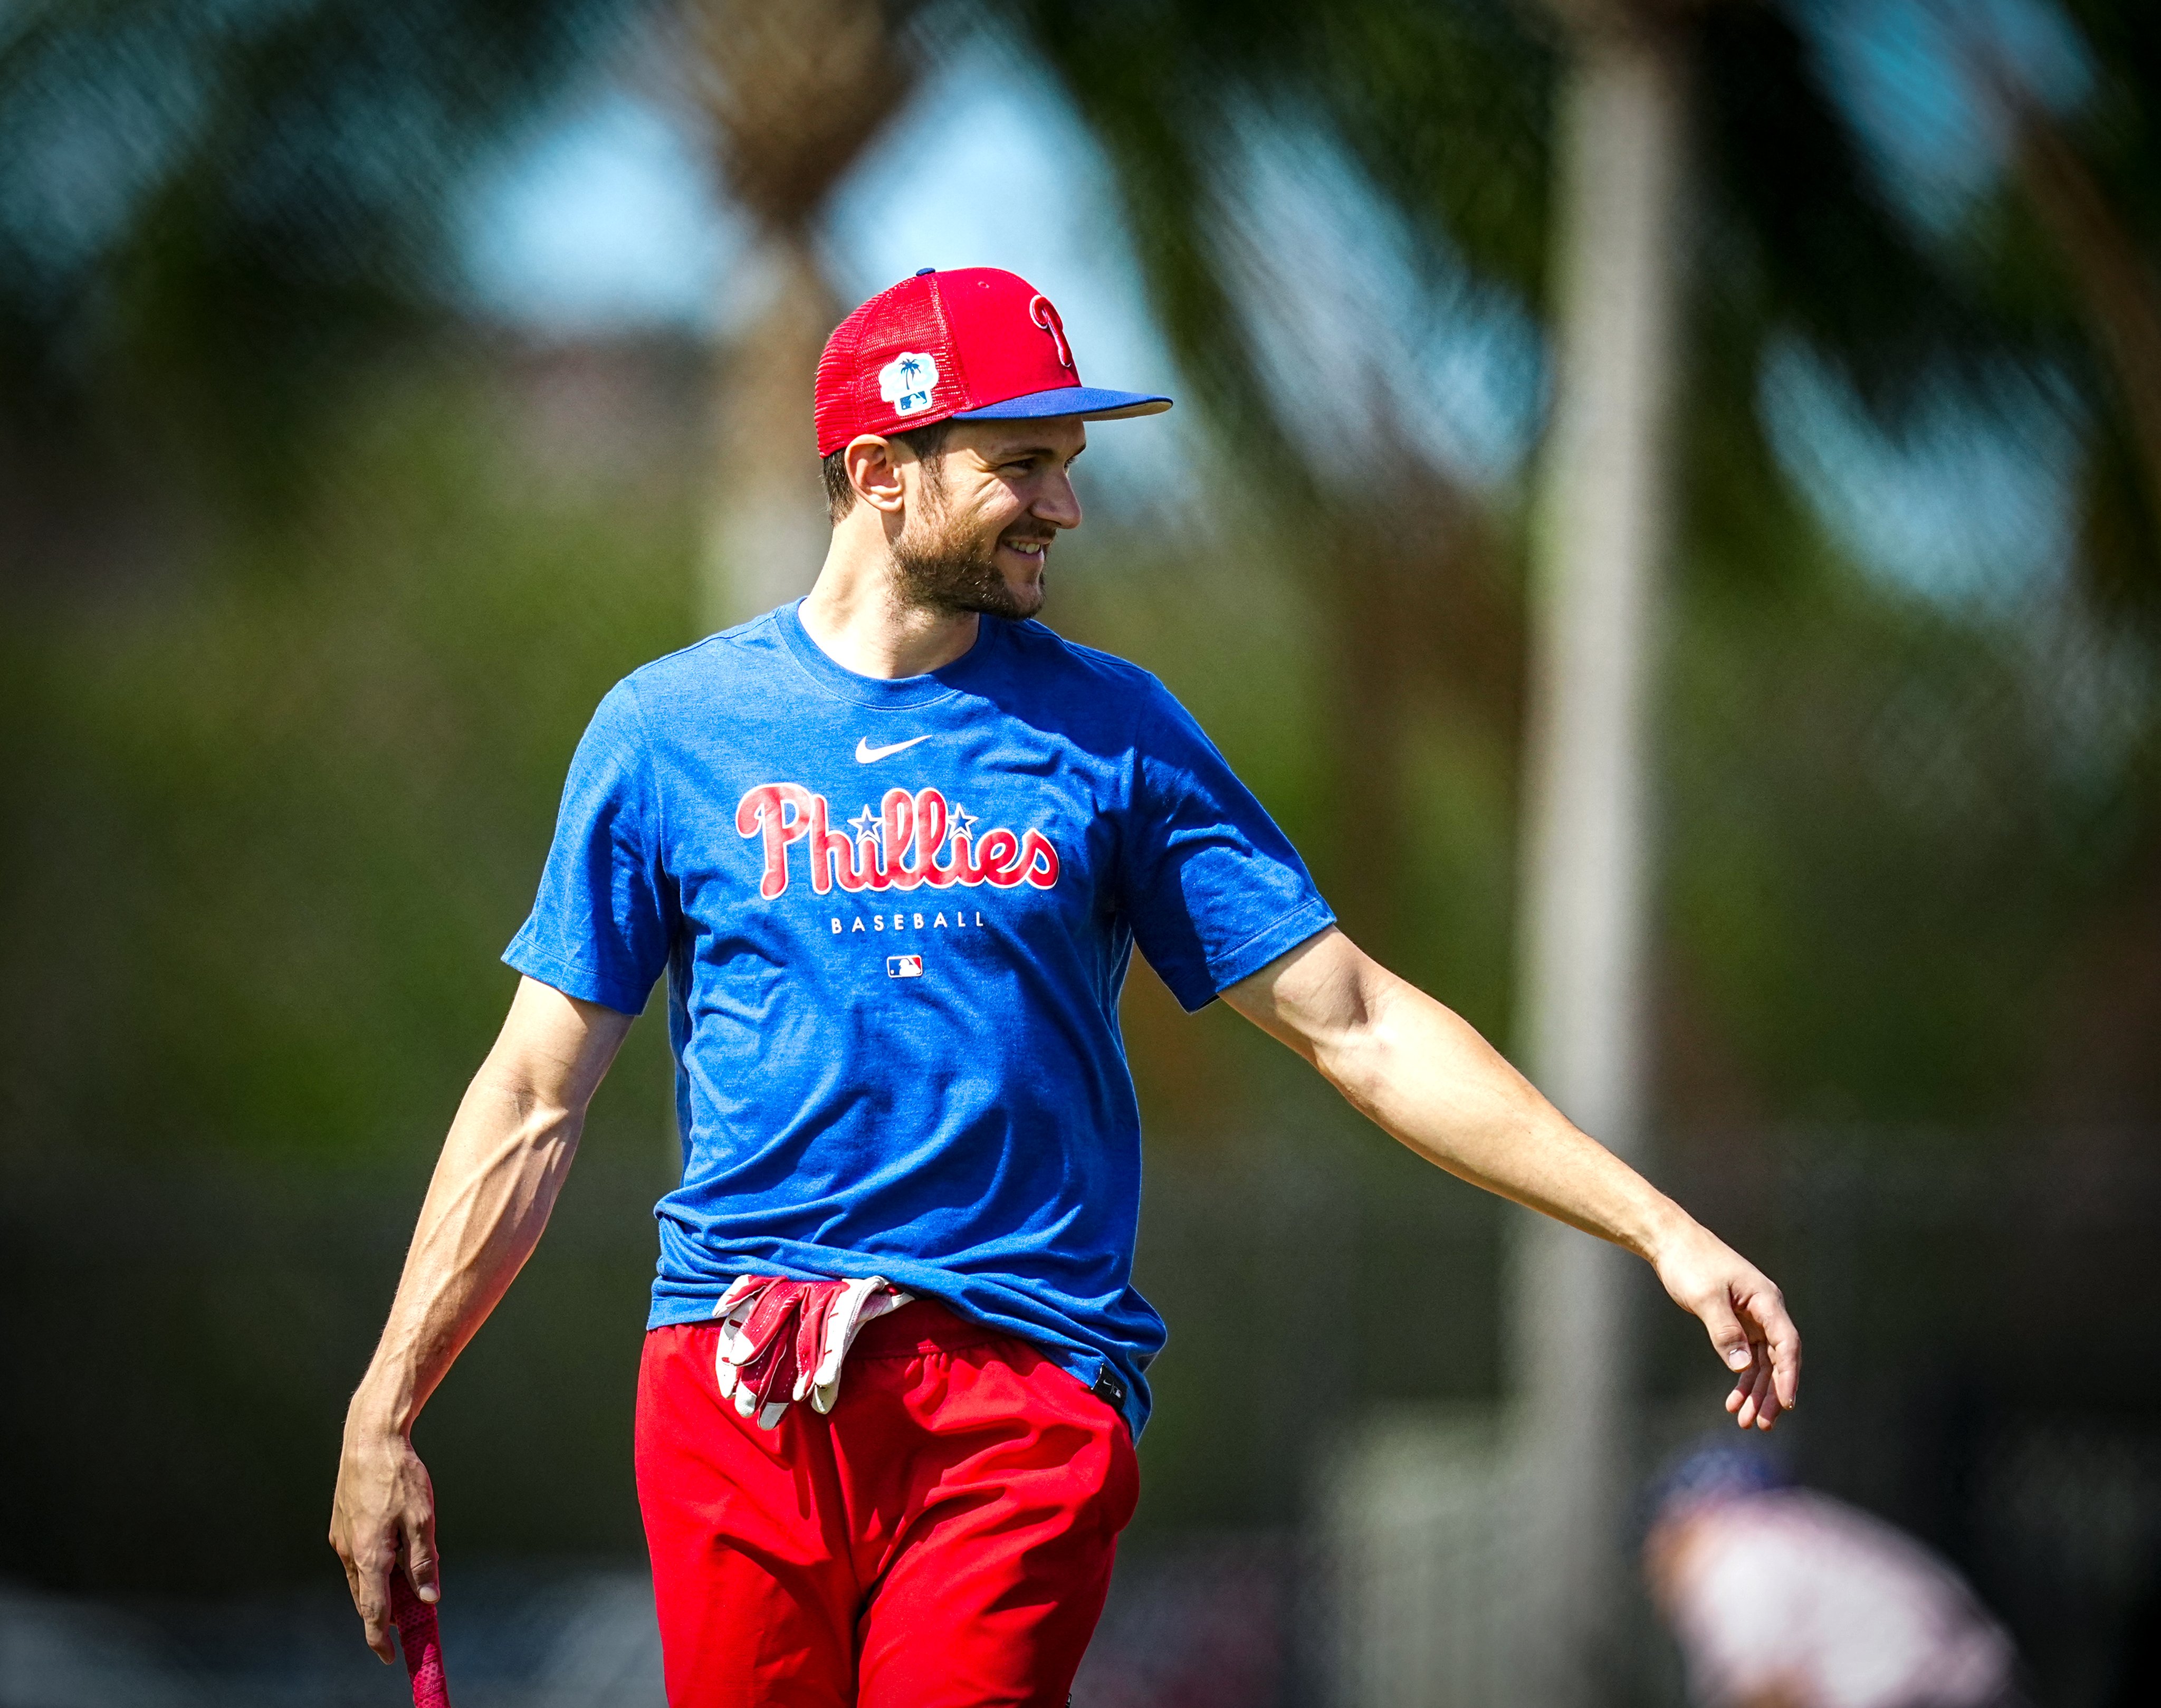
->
[1801,0,2090,232]
[462,84,739,334]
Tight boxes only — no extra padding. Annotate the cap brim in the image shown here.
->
[951,385,1172,423]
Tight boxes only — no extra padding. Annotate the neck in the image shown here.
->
[797,512,979,680]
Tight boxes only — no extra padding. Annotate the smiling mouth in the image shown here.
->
[1001,537,1053,562]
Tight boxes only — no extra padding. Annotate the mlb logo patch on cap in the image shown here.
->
[879,351,939,417]
[886,955,923,979]
[814,266,1172,456]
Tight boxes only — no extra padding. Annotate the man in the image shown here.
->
[330,265,1800,1707]
[1643,1444,2024,1708]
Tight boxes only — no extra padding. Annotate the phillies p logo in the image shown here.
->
[1028,295,1073,370]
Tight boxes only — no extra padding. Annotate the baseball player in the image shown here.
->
[1643,1444,2026,1708]
[329,265,1801,1707]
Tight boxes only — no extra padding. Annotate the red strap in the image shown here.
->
[735,1282,811,1410]
[796,1284,844,1390]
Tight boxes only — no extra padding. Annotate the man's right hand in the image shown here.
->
[330,1416,439,1663]
[322,980,632,1661]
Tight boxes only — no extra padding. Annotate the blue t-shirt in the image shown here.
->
[505,600,1332,1436]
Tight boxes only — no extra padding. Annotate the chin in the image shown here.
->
[980,556,1045,616]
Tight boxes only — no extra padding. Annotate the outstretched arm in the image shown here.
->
[329,976,635,1661]
[1222,927,1798,1427]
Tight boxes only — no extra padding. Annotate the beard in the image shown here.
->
[889,488,1047,621]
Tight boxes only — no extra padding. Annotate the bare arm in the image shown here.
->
[1222,927,1799,1426]
[329,976,635,1661]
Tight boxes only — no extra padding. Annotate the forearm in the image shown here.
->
[348,1062,585,1434]
[1227,929,1690,1258]
[331,979,629,1652]
[1315,969,1689,1260]
[1228,929,1798,1426]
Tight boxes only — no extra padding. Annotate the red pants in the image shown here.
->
[635,1303,1140,1707]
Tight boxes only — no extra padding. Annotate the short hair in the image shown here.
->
[822,419,953,523]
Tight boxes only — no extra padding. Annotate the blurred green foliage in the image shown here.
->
[3,351,691,1165]
[1,347,698,1589]
[1664,559,2161,1124]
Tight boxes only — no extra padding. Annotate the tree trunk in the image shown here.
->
[1302,456,1519,966]
[679,0,912,631]
[1507,17,1688,1705]
[701,238,840,628]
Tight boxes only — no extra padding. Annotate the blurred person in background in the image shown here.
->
[1644,1443,2028,1708]
[330,266,1803,1707]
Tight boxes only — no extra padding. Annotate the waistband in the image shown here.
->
[664,1297,1011,1362]
[842,1298,1011,1361]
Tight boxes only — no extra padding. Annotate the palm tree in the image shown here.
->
[677,0,918,629]
[1996,1,2161,636]
[1984,3,2161,1115]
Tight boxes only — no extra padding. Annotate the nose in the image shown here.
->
[1035,467,1082,531]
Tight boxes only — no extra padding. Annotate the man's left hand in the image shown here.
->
[1649,1221,1800,1430]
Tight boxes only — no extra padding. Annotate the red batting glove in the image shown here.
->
[713,1276,911,1428]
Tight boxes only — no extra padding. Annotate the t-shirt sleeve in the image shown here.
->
[503,679,675,1015]
[1120,679,1334,1012]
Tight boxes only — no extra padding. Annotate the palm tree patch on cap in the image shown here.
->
[878,351,940,417]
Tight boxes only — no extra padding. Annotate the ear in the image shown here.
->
[844,435,908,518]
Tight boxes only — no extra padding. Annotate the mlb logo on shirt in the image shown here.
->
[886,955,923,979]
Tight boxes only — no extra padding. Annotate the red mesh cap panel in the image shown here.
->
[812,274,963,455]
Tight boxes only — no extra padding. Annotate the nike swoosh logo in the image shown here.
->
[855,734,933,764]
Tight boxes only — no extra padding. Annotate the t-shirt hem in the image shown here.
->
[1178,899,1336,1013]
[502,940,651,1016]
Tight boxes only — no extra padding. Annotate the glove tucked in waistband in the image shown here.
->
[712,1275,914,1429]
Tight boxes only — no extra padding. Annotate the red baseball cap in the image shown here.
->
[812,266,1172,456]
